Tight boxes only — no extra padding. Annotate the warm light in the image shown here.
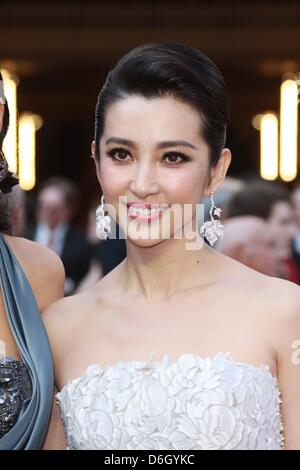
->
[18,113,42,191]
[252,114,263,131]
[280,79,298,182]
[0,69,18,174]
[260,113,278,180]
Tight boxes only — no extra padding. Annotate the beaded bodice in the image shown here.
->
[0,357,32,439]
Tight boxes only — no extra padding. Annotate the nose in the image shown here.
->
[129,160,159,198]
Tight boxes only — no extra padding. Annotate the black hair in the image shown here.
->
[0,100,9,151]
[0,72,19,193]
[94,42,229,167]
[0,71,19,233]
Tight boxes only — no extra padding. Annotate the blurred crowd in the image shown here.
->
[6,176,126,296]
[213,177,300,284]
[5,175,300,295]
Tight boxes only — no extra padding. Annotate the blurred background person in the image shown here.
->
[291,183,300,273]
[26,177,93,295]
[75,199,126,293]
[216,215,284,277]
[225,181,300,283]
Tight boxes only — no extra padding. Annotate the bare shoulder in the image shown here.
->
[5,235,64,276]
[261,274,300,306]
[42,283,111,381]
[225,254,300,335]
[43,290,90,329]
[248,269,300,319]
[43,274,114,329]
[223,252,299,302]
[43,272,119,344]
[3,235,65,309]
[17,235,62,264]
[259,275,300,335]
[42,291,87,359]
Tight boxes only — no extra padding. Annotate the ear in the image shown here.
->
[203,148,231,197]
[91,140,96,158]
[0,104,4,132]
[91,140,102,185]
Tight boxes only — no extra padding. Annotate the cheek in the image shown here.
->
[165,168,205,202]
[99,159,130,194]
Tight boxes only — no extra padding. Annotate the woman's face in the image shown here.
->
[93,95,230,248]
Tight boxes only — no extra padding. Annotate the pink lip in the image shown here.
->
[126,202,169,222]
[127,202,161,209]
[129,211,164,222]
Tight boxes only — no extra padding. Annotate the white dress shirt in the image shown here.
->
[35,222,69,257]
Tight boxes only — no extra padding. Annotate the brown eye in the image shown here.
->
[166,154,180,163]
[107,148,132,162]
[163,151,190,165]
[115,150,129,160]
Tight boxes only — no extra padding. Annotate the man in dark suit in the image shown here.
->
[26,177,93,295]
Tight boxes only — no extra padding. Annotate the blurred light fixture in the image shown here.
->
[254,77,299,182]
[251,114,263,131]
[260,113,278,180]
[279,79,298,182]
[18,113,43,191]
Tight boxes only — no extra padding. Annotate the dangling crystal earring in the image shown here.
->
[96,195,111,240]
[200,192,224,246]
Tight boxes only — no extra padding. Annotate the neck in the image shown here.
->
[120,235,221,302]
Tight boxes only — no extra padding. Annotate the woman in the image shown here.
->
[43,43,300,450]
[0,73,65,449]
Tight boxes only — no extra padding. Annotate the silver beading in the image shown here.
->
[96,195,112,240]
[200,192,224,246]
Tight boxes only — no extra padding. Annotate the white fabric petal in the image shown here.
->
[56,352,284,450]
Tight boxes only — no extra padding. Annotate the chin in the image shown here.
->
[126,235,168,249]
[127,229,167,248]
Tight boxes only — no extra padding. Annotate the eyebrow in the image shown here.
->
[105,136,198,150]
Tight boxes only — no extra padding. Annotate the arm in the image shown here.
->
[37,248,66,448]
[42,295,82,449]
[42,394,67,450]
[273,283,300,449]
[2,236,65,310]
[35,246,66,311]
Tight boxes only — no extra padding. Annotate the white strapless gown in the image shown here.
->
[56,352,284,450]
